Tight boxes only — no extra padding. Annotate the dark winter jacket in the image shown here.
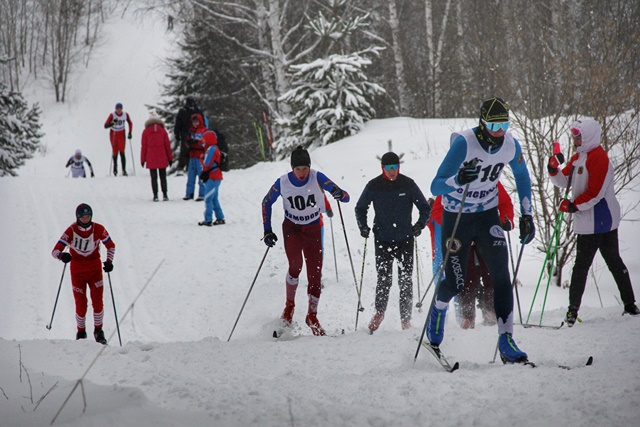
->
[355,173,431,243]
[141,117,173,169]
[174,100,203,143]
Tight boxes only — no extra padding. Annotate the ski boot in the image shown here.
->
[281,300,295,327]
[426,303,448,346]
[368,311,385,333]
[76,330,87,340]
[305,312,326,336]
[94,328,107,345]
[565,307,578,327]
[498,333,528,364]
[624,303,640,315]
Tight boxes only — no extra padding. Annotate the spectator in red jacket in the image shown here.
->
[141,112,173,201]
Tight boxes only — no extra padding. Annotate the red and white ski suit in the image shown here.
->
[52,222,115,331]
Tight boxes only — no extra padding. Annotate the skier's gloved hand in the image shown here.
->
[559,199,578,213]
[59,253,72,263]
[547,155,564,175]
[141,162,145,168]
[104,123,112,129]
[90,171,95,178]
[501,217,513,231]
[330,185,345,200]
[359,226,370,239]
[412,223,423,237]
[263,230,278,248]
[199,170,210,183]
[457,161,480,185]
[127,132,132,140]
[326,209,334,218]
[103,260,113,273]
[519,215,536,245]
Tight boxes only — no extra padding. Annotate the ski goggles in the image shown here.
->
[482,119,510,132]
[570,127,582,138]
[383,164,399,171]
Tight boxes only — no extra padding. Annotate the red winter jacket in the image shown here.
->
[141,117,173,169]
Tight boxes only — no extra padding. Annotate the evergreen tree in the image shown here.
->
[278,48,385,154]
[0,84,43,176]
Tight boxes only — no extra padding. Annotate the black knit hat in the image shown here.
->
[291,146,311,168]
[480,97,509,122]
[380,152,400,166]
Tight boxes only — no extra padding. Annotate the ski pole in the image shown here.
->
[227,247,270,341]
[415,160,479,362]
[355,238,368,330]
[506,229,524,325]
[129,139,136,176]
[415,239,422,309]
[46,263,67,330]
[107,272,122,346]
[330,217,338,282]
[337,201,365,329]
[415,260,443,309]
[527,165,575,324]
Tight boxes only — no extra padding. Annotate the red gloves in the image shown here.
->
[547,155,563,175]
[559,199,578,213]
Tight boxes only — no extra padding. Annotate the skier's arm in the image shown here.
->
[51,227,72,260]
[104,114,114,129]
[354,184,372,230]
[431,137,468,196]
[65,158,73,168]
[126,113,133,134]
[262,179,282,232]
[317,171,350,202]
[509,139,533,216]
[412,183,432,228]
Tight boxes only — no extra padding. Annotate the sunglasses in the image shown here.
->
[383,164,399,171]
[570,127,581,138]
[482,120,510,132]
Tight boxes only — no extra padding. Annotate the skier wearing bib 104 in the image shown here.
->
[261,146,350,336]
[427,97,535,364]
[51,204,116,345]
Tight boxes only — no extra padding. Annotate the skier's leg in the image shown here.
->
[569,234,599,310]
[396,238,414,324]
[150,169,159,197]
[71,273,88,332]
[374,240,394,314]
[598,229,636,305]
[87,270,105,329]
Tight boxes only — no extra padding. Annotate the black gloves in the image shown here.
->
[199,170,210,183]
[457,160,480,185]
[330,185,345,200]
[141,162,145,168]
[412,223,423,237]
[127,132,132,140]
[103,260,114,273]
[501,218,513,231]
[559,200,578,213]
[326,209,334,218]
[519,215,535,245]
[59,253,72,263]
[360,226,371,239]
[263,230,278,247]
[90,171,95,178]
[104,123,112,129]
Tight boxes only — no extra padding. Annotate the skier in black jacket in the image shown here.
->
[173,96,204,175]
[355,152,431,332]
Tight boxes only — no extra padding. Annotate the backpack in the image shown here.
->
[213,129,229,171]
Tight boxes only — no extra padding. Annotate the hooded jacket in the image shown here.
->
[141,117,173,169]
[550,118,620,235]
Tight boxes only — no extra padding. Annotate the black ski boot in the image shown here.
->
[76,330,87,340]
[94,328,107,345]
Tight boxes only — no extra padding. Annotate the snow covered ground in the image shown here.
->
[1,6,639,427]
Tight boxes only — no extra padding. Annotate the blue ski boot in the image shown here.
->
[426,304,448,346]
[498,333,528,363]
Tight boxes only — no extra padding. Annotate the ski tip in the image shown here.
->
[586,356,594,366]
[272,331,279,338]
[450,362,460,372]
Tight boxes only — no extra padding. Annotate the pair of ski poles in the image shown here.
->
[46,264,122,346]
[227,200,363,341]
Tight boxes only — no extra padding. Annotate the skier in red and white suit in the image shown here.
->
[51,203,116,344]
[104,102,133,176]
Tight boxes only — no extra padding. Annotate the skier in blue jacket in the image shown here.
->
[427,97,536,364]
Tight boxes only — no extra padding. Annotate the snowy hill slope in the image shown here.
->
[1,6,640,427]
